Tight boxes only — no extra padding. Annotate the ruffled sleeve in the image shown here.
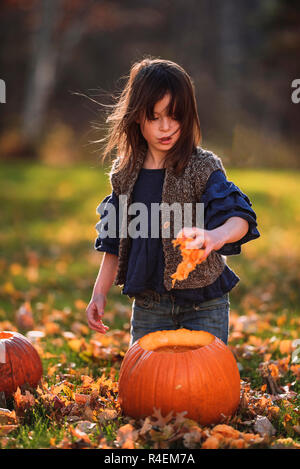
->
[201,170,260,255]
[94,191,120,256]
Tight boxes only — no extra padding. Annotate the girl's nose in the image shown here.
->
[159,117,171,131]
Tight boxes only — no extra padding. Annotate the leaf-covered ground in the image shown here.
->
[0,162,299,449]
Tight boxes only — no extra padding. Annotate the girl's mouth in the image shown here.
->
[158,128,179,144]
[158,136,172,144]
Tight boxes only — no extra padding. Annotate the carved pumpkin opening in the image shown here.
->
[0,332,13,340]
[139,328,215,352]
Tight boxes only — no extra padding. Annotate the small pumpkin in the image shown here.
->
[0,331,43,397]
[118,328,240,425]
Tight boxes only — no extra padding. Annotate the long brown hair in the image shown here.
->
[100,57,201,177]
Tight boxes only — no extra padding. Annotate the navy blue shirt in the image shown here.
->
[94,169,260,305]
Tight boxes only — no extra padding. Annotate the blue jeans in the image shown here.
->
[129,290,230,347]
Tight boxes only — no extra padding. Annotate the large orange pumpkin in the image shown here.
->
[118,328,240,425]
[0,331,43,396]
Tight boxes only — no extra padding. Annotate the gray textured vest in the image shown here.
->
[109,146,227,291]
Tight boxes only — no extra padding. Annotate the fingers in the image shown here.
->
[176,227,205,243]
[177,227,196,239]
[89,322,109,334]
[185,235,205,249]
[86,303,109,334]
[88,317,109,334]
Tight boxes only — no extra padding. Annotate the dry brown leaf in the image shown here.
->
[76,421,97,434]
[81,375,94,388]
[16,301,35,330]
[211,424,240,439]
[183,426,203,449]
[116,423,139,449]
[0,408,17,425]
[44,322,61,335]
[71,322,89,336]
[74,393,91,405]
[13,388,35,412]
[202,435,220,449]
[0,424,18,436]
[98,408,118,423]
[151,407,174,427]
[139,416,153,436]
[69,425,92,445]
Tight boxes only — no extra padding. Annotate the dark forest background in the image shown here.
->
[0,0,300,168]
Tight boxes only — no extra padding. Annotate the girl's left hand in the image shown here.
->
[176,226,225,260]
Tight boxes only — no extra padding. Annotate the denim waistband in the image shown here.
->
[133,289,229,307]
[134,289,175,303]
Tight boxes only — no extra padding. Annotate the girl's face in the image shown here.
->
[138,93,181,156]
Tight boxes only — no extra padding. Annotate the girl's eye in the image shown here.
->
[150,116,178,121]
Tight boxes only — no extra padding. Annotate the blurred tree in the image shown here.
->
[22,0,97,141]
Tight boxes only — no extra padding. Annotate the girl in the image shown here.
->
[86,58,260,347]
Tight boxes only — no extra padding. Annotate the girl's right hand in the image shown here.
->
[86,293,109,334]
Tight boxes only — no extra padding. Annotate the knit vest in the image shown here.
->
[109,146,227,291]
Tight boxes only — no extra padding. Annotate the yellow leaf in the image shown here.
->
[277,314,287,326]
[45,322,61,335]
[16,301,35,330]
[279,340,293,355]
[67,338,84,352]
[9,263,23,275]
[2,281,16,295]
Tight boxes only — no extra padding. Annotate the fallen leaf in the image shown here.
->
[76,421,97,434]
[116,424,138,449]
[202,435,220,449]
[151,407,174,427]
[69,425,92,445]
[98,408,118,423]
[253,415,276,437]
[14,388,35,413]
[16,301,35,330]
[0,424,18,436]
[279,340,293,355]
[211,424,240,439]
[0,408,17,425]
